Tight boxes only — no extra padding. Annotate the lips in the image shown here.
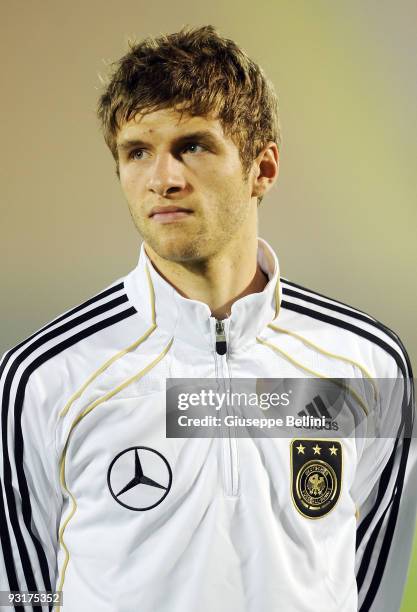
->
[149,205,192,217]
[149,206,194,224]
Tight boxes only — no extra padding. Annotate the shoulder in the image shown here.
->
[278,276,413,381]
[0,273,141,407]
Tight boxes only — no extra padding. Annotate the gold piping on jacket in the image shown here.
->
[59,262,156,418]
[55,336,174,611]
[56,259,164,609]
[273,273,281,320]
[256,335,370,416]
[267,323,378,402]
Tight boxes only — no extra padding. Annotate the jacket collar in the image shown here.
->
[124,237,282,353]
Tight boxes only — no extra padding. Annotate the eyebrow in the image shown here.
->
[116,130,220,152]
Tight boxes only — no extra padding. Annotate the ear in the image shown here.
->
[251,142,279,199]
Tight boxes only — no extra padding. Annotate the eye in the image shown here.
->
[182,143,205,154]
[129,149,147,160]
[128,143,205,161]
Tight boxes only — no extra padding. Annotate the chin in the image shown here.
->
[153,237,208,263]
[160,246,202,262]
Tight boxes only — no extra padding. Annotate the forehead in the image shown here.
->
[116,107,227,145]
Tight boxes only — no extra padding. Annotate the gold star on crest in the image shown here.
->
[329,445,338,456]
[296,443,305,455]
[312,444,321,455]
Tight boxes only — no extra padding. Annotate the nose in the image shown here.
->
[146,152,187,197]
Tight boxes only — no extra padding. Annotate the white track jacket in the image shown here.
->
[0,238,415,612]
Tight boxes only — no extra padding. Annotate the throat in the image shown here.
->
[210,265,269,320]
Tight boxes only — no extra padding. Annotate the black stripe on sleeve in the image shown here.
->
[280,283,414,610]
[0,286,136,611]
[0,281,125,377]
[281,278,378,322]
[280,299,407,379]
[357,372,414,610]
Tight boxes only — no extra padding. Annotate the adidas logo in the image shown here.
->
[297,394,339,431]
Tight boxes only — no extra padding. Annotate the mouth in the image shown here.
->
[149,206,193,224]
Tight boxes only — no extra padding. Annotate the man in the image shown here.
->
[0,24,415,612]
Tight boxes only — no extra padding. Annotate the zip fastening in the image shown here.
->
[215,319,227,355]
[213,318,239,497]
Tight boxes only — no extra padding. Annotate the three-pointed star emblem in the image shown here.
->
[107,446,173,511]
[115,449,167,497]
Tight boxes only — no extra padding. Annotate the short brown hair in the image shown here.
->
[96,24,282,205]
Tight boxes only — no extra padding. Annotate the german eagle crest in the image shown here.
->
[290,439,342,519]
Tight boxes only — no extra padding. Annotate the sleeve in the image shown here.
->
[0,347,62,612]
[352,339,416,612]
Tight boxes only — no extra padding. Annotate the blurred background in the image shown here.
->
[1,1,416,609]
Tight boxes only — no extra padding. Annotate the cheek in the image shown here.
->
[120,170,140,198]
[200,168,239,200]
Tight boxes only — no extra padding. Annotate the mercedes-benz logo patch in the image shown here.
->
[107,446,172,511]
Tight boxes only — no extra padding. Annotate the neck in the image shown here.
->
[144,235,268,320]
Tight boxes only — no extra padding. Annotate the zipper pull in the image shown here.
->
[215,319,227,355]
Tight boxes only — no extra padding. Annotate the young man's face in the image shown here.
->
[116,107,259,263]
